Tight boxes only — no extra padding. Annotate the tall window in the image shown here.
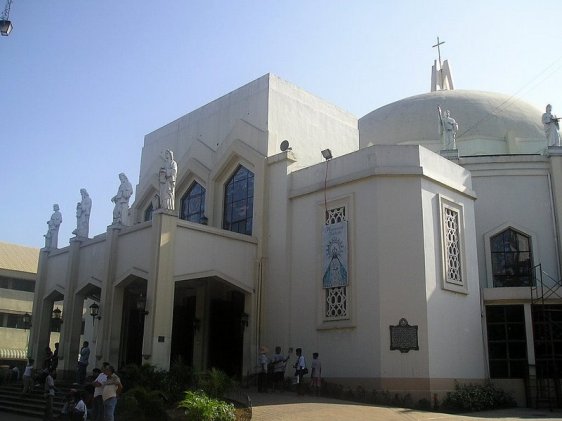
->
[144,203,153,222]
[440,197,467,294]
[180,182,206,223]
[223,165,254,235]
[324,206,348,320]
[486,305,527,378]
[490,228,533,287]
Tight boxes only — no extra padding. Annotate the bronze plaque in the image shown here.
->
[390,318,419,353]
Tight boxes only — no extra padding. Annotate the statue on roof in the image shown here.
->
[437,106,458,150]
[158,149,177,211]
[542,104,561,147]
[111,173,133,225]
[44,204,62,249]
[72,188,92,238]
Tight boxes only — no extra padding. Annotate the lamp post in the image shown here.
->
[0,0,13,36]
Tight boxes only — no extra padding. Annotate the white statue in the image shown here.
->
[158,150,177,210]
[111,173,133,225]
[542,104,561,147]
[437,105,458,150]
[44,204,62,249]
[72,188,92,238]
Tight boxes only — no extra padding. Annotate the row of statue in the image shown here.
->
[44,150,178,249]
[436,103,562,151]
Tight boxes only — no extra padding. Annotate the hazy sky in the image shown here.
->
[3,1,562,248]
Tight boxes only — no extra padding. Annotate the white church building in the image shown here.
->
[31,67,562,405]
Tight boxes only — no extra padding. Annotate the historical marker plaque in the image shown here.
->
[390,318,419,353]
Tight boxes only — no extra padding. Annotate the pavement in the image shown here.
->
[1,392,562,421]
[247,391,562,421]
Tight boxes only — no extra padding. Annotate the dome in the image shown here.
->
[359,90,546,156]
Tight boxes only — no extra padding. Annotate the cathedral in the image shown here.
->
[31,62,562,405]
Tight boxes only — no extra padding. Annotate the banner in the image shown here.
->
[322,221,349,288]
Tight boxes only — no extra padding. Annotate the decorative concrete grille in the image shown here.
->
[444,207,462,284]
[325,206,348,318]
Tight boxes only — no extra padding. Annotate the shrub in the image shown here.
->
[196,368,235,398]
[441,381,516,412]
[178,390,235,421]
[116,386,168,421]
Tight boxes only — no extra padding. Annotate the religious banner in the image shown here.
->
[322,221,349,288]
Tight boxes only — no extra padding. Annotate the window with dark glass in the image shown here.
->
[490,228,533,287]
[223,165,254,235]
[144,203,153,222]
[486,305,528,378]
[180,182,206,223]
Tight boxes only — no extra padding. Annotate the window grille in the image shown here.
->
[325,206,348,319]
[444,207,462,285]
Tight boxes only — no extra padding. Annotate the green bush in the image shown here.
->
[441,381,516,412]
[196,368,235,398]
[116,386,168,421]
[178,390,235,421]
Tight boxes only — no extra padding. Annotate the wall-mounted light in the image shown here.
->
[0,0,14,36]
[137,293,149,316]
[192,318,201,332]
[89,302,101,325]
[240,313,249,328]
[22,312,31,330]
[52,307,62,322]
[321,149,333,160]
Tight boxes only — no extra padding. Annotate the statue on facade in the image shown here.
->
[437,106,459,150]
[44,204,62,249]
[72,188,92,238]
[542,104,561,147]
[111,173,133,225]
[158,149,177,210]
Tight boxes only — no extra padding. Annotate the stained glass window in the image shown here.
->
[223,165,254,235]
[180,182,206,223]
[490,228,533,287]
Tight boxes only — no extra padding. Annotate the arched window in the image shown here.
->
[223,165,254,235]
[144,203,153,222]
[180,182,206,223]
[490,228,533,287]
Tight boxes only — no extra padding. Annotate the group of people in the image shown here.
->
[257,346,322,396]
[18,340,123,421]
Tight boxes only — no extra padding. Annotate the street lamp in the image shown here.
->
[52,307,62,321]
[89,302,101,325]
[136,293,149,316]
[0,0,13,36]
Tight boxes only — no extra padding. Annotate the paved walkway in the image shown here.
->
[248,391,562,421]
[2,393,562,420]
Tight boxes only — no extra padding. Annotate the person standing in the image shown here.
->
[22,358,34,394]
[51,342,59,370]
[293,348,307,396]
[92,362,109,421]
[102,365,123,421]
[44,368,56,421]
[76,341,90,385]
[310,352,322,396]
[271,346,291,391]
[257,346,269,393]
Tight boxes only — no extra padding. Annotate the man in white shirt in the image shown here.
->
[44,368,55,421]
[92,362,109,421]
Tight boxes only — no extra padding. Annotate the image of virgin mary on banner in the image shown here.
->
[322,221,349,288]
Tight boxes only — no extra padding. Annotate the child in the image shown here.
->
[311,352,322,396]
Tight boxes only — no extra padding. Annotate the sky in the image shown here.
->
[2,0,562,249]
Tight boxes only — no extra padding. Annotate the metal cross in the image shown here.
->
[432,36,445,67]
